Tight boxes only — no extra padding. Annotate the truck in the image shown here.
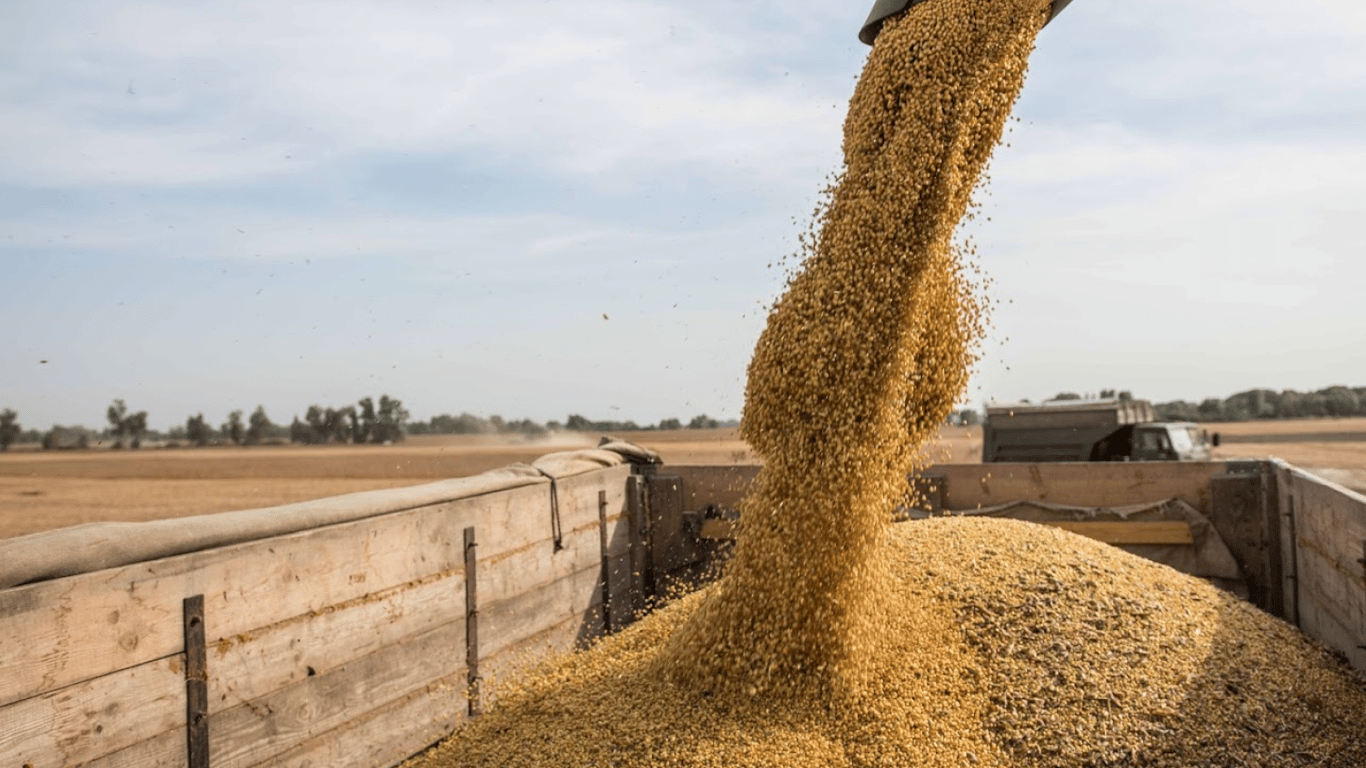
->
[982,398,1219,463]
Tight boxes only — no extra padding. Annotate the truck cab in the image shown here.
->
[1090,422,1214,462]
[983,399,1216,463]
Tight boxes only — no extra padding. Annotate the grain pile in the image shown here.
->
[405,1,1366,765]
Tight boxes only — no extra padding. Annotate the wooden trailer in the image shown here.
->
[1,452,1362,767]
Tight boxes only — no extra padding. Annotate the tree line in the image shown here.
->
[0,399,737,452]
[1153,386,1366,422]
[1011,386,1366,423]
[406,412,732,437]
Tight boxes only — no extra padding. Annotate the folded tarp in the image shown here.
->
[0,437,660,590]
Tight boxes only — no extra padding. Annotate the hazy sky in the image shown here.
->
[3,0,1364,431]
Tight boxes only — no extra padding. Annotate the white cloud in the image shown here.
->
[0,0,850,190]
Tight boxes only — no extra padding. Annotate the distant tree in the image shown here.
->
[565,414,592,431]
[1321,386,1360,417]
[489,415,506,433]
[355,397,377,444]
[222,410,245,446]
[246,406,273,445]
[106,399,148,448]
[289,416,311,444]
[943,409,979,427]
[1099,389,1116,399]
[185,413,212,447]
[545,420,563,432]
[1117,390,1133,402]
[375,395,409,443]
[107,399,129,446]
[1051,392,1082,401]
[0,409,20,451]
[657,417,682,431]
[687,414,720,429]
[333,406,356,443]
[43,425,90,450]
[1299,391,1328,418]
[1154,400,1199,421]
[1196,398,1225,422]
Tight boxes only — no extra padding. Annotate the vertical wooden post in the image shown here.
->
[598,489,612,635]
[464,527,481,718]
[183,594,209,768]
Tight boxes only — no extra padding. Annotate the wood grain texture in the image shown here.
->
[0,466,636,768]
[1280,466,1366,671]
[249,669,468,768]
[1045,521,1194,545]
[933,462,1227,515]
[0,654,183,768]
[208,617,467,768]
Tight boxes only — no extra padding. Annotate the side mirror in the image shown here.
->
[1211,432,1221,448]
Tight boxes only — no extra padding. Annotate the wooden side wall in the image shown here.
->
[928,461,1227,514]
[662,461,1366,674]
[1275,462,1366,672]
[0,464,636,768]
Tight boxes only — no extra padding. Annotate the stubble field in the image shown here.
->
[2,419,1363,540]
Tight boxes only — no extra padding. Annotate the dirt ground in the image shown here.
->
[2,419,1363,540]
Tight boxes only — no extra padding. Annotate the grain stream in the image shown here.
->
[404,1,1366,765]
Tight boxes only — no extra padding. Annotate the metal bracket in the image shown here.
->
[183,594,209,768]
[598,490,612,635]
[463,527,481,718]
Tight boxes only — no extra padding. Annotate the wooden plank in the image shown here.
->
[0,654,183,768]
[479,557,615,661]
[81,724,185,768]
[84,556,630,768]
[1044,521,1194,545]
[250,668,467,768]
[478,611,585,705]
[933,462,1227,515]
[208,618,467,768]
[1287,470,1366,672]
[0,481,555,708]
[673,465,761,513]
[209,566,465,716]
[553,465,632,533]
[479,512,630,608]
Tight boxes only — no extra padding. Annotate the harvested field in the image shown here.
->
[1210,417,1366,493]
[4,418,1363,541]
[0,433,593,540]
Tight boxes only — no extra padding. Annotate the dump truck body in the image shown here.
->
[982,399,1213,462]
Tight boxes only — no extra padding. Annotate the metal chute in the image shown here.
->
[859,0,1075,45]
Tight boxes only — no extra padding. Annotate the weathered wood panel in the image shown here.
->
[0,653,182,768]
[249,668,467,768]
[1046,521,1193,545]
[1,463,637,768]
[80,721,185,768]
[0,483,548,709]
[673,465,761,513]
[1279,464,1366,672]
[209,567,466,716]
[934,462,1227,514]
[209,618,467,768]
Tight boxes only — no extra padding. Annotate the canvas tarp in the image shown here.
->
[934,497,1247,596]
[0,437,660,590]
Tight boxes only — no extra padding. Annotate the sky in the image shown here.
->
[2,0,1364,432]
